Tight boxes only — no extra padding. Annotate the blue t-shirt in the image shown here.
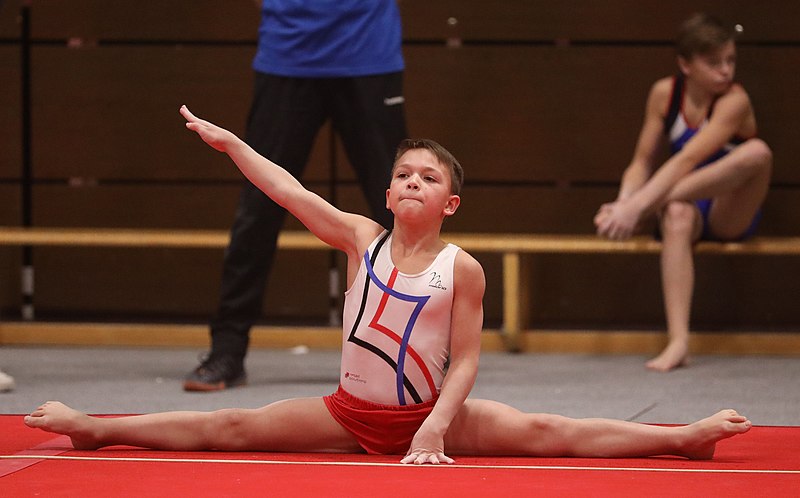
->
[253,0,404,78]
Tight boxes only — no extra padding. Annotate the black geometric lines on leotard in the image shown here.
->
[346,231,423,404]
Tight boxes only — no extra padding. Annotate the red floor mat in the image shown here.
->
[2,415,798,497]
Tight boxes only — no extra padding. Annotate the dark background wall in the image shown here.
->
[1,1,799,330]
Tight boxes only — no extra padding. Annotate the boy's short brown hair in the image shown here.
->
[394,139,464,195]
[676,13,737,59]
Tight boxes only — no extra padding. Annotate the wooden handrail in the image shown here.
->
[2,226,800,255]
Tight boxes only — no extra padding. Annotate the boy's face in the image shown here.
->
[387,149,460,222]
[679,40,736,95]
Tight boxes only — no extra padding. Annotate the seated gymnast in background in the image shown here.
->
[594,13,772,372]
[25,106,751,464]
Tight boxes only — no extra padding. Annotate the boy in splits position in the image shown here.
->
[25,106,751,464]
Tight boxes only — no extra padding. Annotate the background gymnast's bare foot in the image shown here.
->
[646,339,689,372]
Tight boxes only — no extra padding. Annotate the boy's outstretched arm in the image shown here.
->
[181,105,382,256]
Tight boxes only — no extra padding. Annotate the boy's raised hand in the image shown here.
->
[180,105,235,153]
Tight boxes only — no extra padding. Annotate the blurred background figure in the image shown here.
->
[595,13,771,372]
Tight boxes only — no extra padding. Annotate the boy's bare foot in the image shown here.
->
[646,339,688,372]
[24,401,102,450]
[679,409,751,460]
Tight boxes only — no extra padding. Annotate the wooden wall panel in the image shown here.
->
[29,45,335,182]
[27,0,258,41]
[737,46,800,184]
[405,45,799,184]
[0,186,20,225]
[444,186,612,234]
[32,184,242,228]
[29,184,344,230]
[6,1,799,43]
[0,1,20,38]
[448,186,800,237]
[401,0,800,42]
[405,45,671,183]
[27,246,332,321]
[0,46,21,178]
[759,189,800,237]
[18,45,800,185]
[30,46,250,180]
[0,246,20,313]
[522,252,800,330]
[28,183,654,236]
[0,186,21,314]
[524,253,661,327]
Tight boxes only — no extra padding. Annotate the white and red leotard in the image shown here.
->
[339,230,459,406]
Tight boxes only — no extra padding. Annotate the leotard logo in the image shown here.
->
[428,272,447,290]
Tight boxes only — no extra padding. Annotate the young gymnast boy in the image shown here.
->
[25,106,751,464]
[594,13,772,372]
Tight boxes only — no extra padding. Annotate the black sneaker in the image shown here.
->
[183,353,246,392]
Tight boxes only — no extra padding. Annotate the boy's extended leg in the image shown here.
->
[444,399,751,459]
[24,398,362,453]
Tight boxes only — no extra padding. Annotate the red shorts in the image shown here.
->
[323,385,438,455]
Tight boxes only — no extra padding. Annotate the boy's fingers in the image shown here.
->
[400,450,454,465]
[179,105,197,121]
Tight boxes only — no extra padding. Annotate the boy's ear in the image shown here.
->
[677,56,690,76]
[386,189,392,210]
[443,195,461,217]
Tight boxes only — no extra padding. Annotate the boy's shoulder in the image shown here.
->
[452,247,485,283]
[650,76,676,102]
[652,76,675,94]
[646,76,677,118]
[721,82,751,102]
[707,82,753,119]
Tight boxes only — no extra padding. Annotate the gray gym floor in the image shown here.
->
[1,346,798,426]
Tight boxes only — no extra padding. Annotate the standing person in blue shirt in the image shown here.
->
[184,0,408,391]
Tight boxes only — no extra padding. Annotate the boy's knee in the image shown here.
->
[742,138,773,171]
[209,408,249,449]
[525,414,573,455]
[529,413,569,432]
[661,202,697,236]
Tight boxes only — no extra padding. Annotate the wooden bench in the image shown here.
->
[3,226,800,351]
